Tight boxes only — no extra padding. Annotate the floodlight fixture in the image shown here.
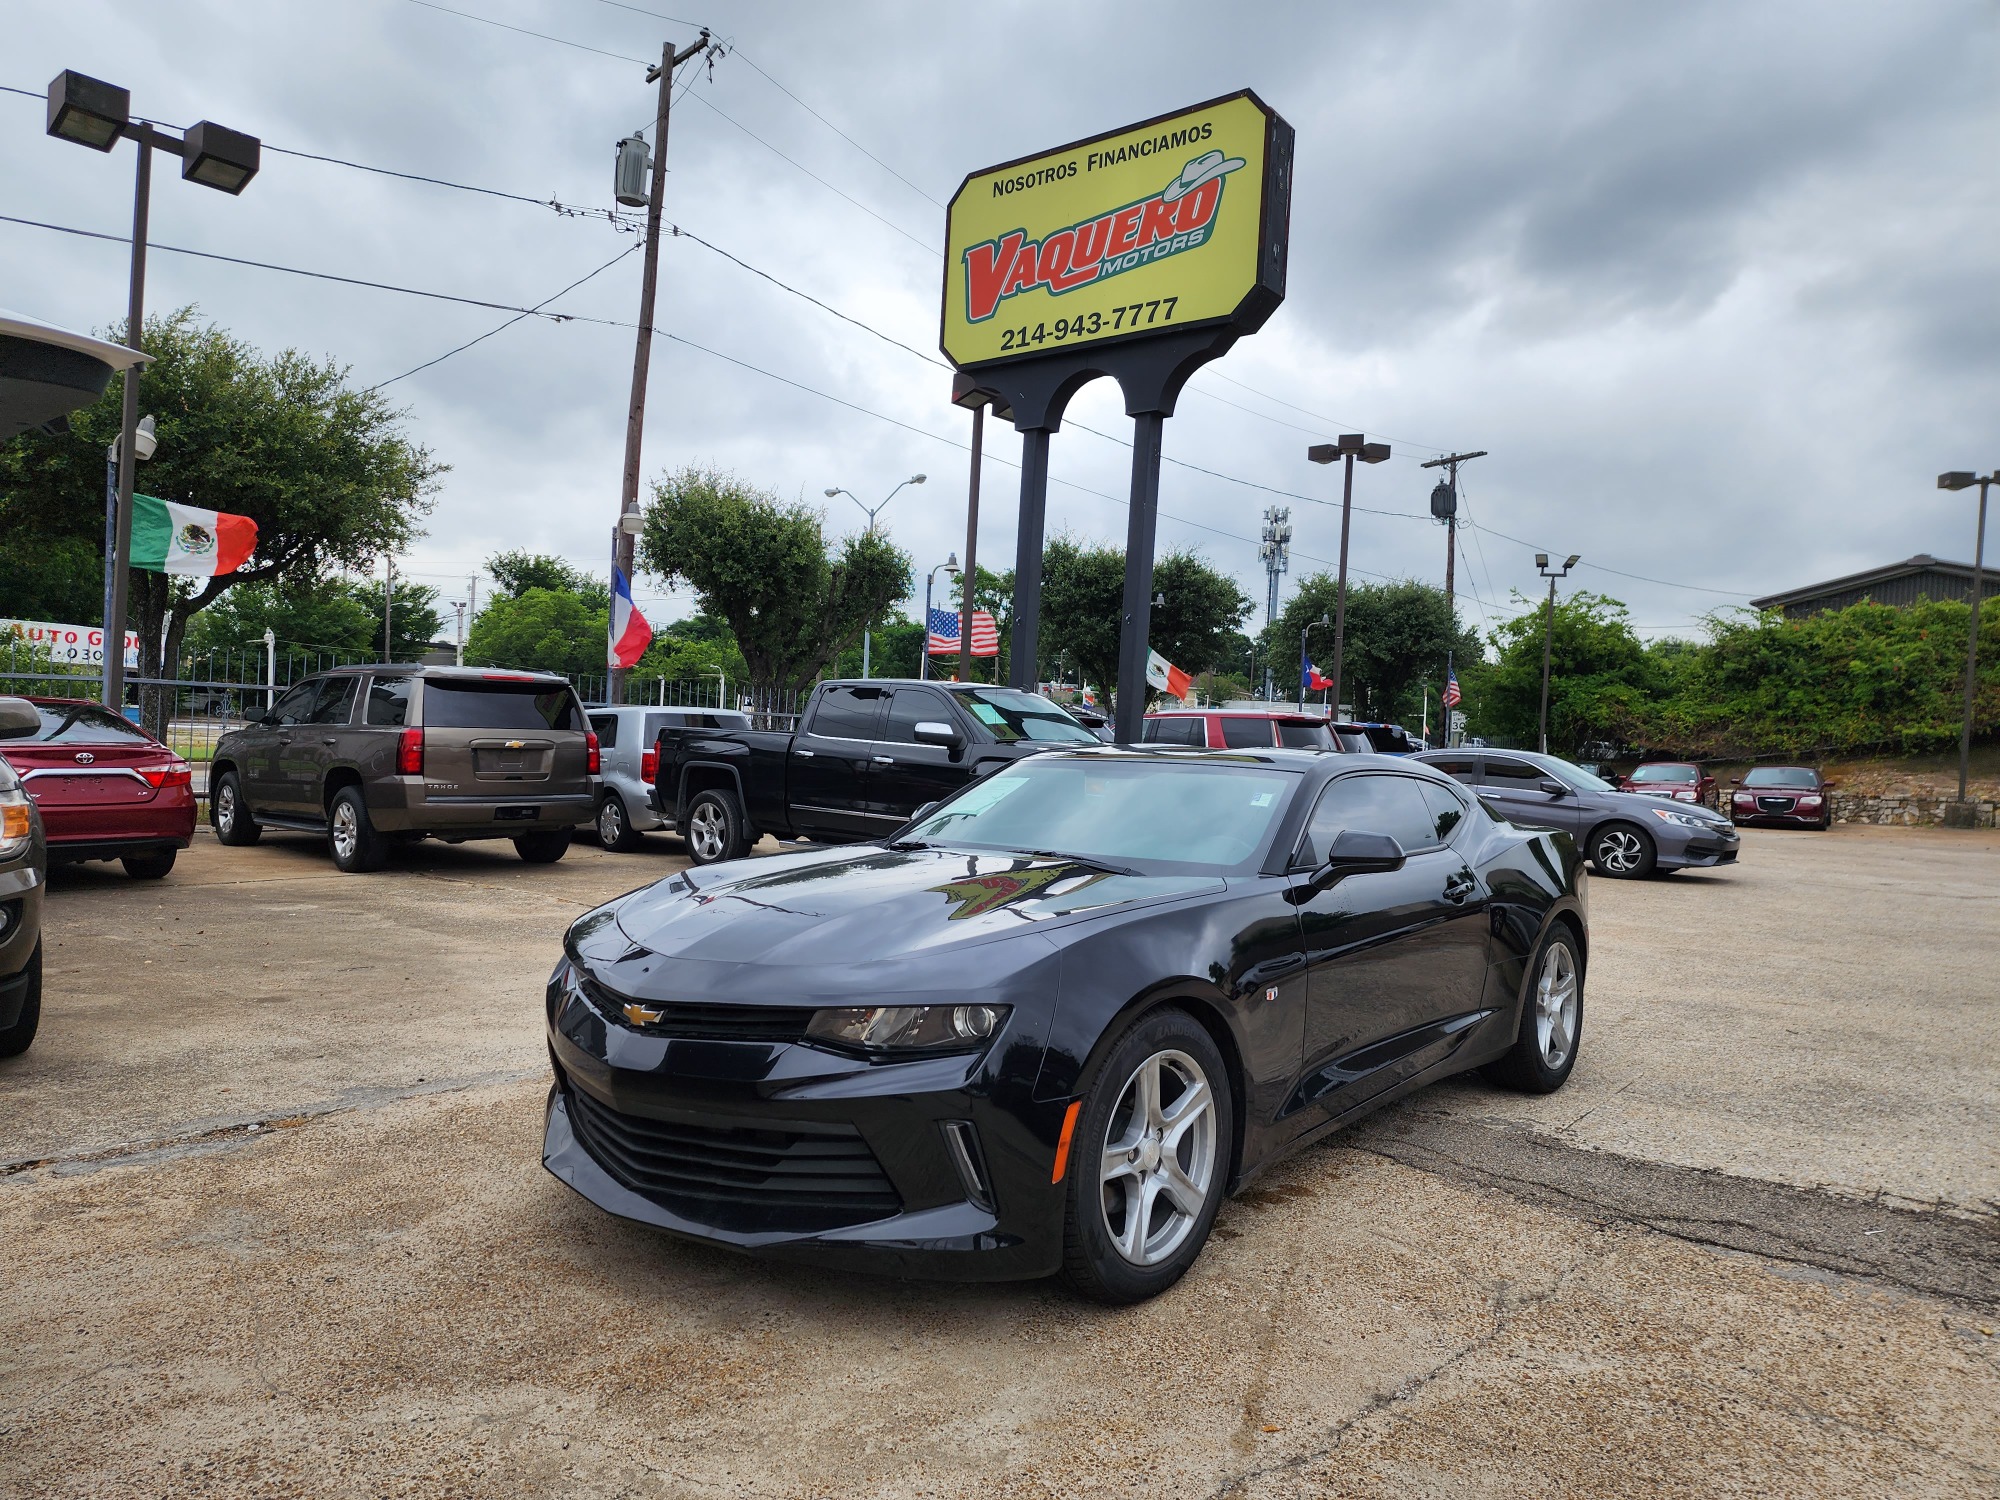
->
[46,70,128,151]
[1939,471,1978,491]
[181,120,261,194]
[1535,553,1548,568]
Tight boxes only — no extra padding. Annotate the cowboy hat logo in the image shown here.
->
[1161,149,1246,204]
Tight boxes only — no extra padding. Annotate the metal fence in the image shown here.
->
[573,673,805,731]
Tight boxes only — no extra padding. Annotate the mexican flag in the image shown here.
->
[129,494,257,576]
[1146,649,1192,700]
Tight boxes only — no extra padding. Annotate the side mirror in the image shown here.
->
[1309,828,1407,888]
[908,801,940,824]
[912,720,962,749]
[0,697,40,740]
[1538,778,1567,796]
[1821,780,1838,791]
[1728,777,1741,786]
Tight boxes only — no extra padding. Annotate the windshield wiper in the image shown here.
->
[884,838,935,851]
[1021,849,1144,877]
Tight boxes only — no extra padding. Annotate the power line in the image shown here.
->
[1464,519,1757,597]
[402,0,650,64]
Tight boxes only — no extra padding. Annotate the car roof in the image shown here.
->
[1039,744,1455,779]
[319,664,572,684]
[1145,708,1326,721]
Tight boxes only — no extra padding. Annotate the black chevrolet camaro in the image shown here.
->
[543,747,1588,1303]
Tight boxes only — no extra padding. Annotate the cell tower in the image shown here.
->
[1258,506,1291,700]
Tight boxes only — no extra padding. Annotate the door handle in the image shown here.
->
[873,755,895,765]
[321,736,337,745]
[1442,873,1477,904]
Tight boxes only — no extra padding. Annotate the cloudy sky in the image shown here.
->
[7,0,1995,650]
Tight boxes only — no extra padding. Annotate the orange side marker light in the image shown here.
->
[1050,1099,1083,1184]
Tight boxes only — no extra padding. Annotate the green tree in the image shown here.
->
[184,574,440,662]
[1473,590,1657,751]
[1263,576,1479,723]
[639,466,911,691]
[486,550,606,606]
[1039,536,1251,705]
[464,588,606,677]
[0,307,442,731]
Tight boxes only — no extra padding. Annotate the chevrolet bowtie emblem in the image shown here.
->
[505,739,525,749]
[623,1002,664,1026]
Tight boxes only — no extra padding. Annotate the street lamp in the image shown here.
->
[920,553,961,681]
[46,69,260,710]
[100,413,154,700]
[1307,435,1391,721]
[1536,552,1580,754]
[1300,613,1331,713]
[1938,471,1993,814]
[825,475,925,678]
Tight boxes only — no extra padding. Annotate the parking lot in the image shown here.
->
[3,823,1997,1497]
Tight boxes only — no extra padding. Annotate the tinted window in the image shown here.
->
[1419,780,1471,844]
[1360,725,1413,754]
[26,702,156,744]
[1482,757,1544,787]
[589,714,618,747]
[956,688,1098,744]
[882,688,954,744]
[1426,755,1480,783]
[365,677,412,727]
[305,678,357,725]
[1276,722,1336,750]
[1336,731,1371,753]
[1219,717,1275,749]
[421,681,579,731]
[269,680,321,727]
[1744,766,1817,787]
[1298,773,1444,863]
[808,685,884,740]
[1142,716,1207,746]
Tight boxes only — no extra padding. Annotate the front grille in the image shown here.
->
[565,1086,901,1232]
[1756,796,1796,813]
[575,971,813,1042]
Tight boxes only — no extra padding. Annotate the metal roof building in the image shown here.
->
[1750,554,1997,621]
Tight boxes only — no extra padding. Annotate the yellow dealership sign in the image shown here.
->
[942,91,1292,372]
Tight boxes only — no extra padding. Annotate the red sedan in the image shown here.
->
[1730,765,1835,829]
[1619,761,1716,807]
[4,698,196,878]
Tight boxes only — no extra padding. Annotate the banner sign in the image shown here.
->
[2,619,139,669]
[942,91,1292,371]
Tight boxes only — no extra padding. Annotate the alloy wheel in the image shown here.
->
[331,800,359,861]
[1597,829,1644,873]
[216,784,236,836]
[1099,1048,1218,1267]
[688,802,726,862]
[1534,941,1579,1070]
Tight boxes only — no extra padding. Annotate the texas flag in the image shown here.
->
[608,564,652,669]
[1305,661,1334,692]
[1145,649,1192,700]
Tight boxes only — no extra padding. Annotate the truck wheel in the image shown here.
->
[596,794,645,852]
[328,786,388,873]
[514,829,572,865]
[211,771,260,846]
[685,790,747,865]
[0,944,41,1058]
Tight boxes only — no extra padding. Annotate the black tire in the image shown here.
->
[1060,1008,1234,1305]
[0,943,42,1058]
[1483,923,1584,1094]
[514,829,572,865]
[327,785,387,873]
[1588,822,1656,879]
[211,771,260,846]
[684,789,749,865]
[121,849,177,880]
[596,794,645,852]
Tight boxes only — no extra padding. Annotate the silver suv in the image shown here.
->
[210,666,598,872]
[585,705,748,851]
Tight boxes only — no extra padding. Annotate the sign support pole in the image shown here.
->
[1114,412,1164,743]
[1009,428,1051,691]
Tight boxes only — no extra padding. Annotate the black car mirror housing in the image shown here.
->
[1538,778,1567,796]
[1306,828,1407,890]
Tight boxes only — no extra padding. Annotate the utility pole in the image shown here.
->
[1938,471,1993,811]
[1421,450,1486,745]
[1259,505,1290,700]
[1536,552,1579,754]
[452,599,467,666]
[382,555,395,663]
[609,28,713,704]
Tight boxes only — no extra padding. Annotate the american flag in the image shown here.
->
[927,607,999,657]
[1442,667,1462,708]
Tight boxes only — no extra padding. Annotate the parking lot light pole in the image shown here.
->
[1536,552,1580,754]
[920,554,960,680]
[45,70,260,711]
[1938,471,1993,808]
[1307,436,1391,720]
[826,476,925,678]
[100,413,155,700]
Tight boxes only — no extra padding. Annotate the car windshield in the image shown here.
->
[954,688,1099,744]
[422,680,580,731]
[1628,764,1696,782]
[1276,722,1335,750]
[1744,766,1816,787]
[904,756,1297,871]
[1537,755,1618,793]
[27,702,156,744]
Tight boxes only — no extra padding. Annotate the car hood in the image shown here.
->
[609,845,1225,967]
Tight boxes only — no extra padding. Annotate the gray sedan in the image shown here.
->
[1414,748,1739,878]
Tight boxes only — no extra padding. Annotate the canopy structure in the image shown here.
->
[0,308,150,442]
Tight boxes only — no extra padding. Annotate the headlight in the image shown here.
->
[0,789,30,860]
[1649,807,1714,830]
[807,1004,1010,1053]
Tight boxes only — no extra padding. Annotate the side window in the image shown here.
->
[881,688,953,744]
[1483,757,1543,788]
[1297,774,1445,865]
[1142,716,1206,746]
[1418,780,1471,844]
[1220,717,1275,749]
[365,677,411,727]
[807,685,884,741]
[269,679,322,726]
[1427,755,1480,785]
[306,677,360,726]
[589,714,619,748]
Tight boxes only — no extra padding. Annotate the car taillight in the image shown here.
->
[138,762,193,789]
[585,731,601,776]
[640,747,657,783]
[397,727,424,776]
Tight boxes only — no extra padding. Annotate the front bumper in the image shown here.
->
[1657,824,1741,869]
[542,964,1071,1282]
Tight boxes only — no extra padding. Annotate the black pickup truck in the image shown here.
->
[649,678,1100,864]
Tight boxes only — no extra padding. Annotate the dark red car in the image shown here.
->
[3,699,196,878]
[1141,709,1361,751]
[1730,765,1834,829]
[1618,761,1716,807]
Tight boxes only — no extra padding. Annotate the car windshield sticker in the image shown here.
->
[969,703,1007,726]
[1250,791,1275,807]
